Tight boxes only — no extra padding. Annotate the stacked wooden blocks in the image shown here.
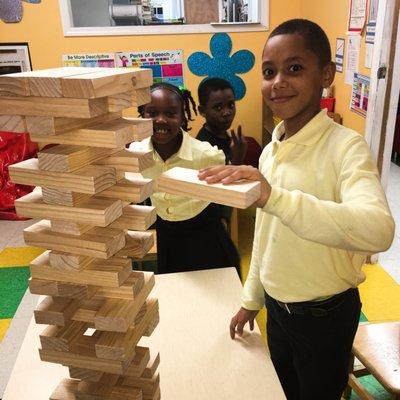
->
[1,67,160,400]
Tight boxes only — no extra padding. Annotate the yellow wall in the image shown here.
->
[0,0,301,144]
[302,1,371,135]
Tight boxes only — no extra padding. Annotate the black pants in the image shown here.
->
[156,204,241,276]
[265,289,361,400]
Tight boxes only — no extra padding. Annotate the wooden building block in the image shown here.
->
[29,278,97,300]
[26,112,121,136]
[40,321,88,352]
[94,273,155,333]
[0,115,27,133]
[95,299,159,361]
[34,296,81,326]
[50,220,93,236]
[15,190,122,227]
[108,385,142,400]
[30,118,152,148]
[139,353,160,379]
[76,373,120,400]
[93,271,146,301]
[109,205,156,231]
[49,251,94,271]
[0,67,99,97]
[115,231,154,259]
[95,149,154,173]
[131,87,151,107]
[122,373,160,400]
[99,174,154,203]
[0,96,110,118]
[30,251,131,288]
[60,67,152,98]
[38,145,114,172]
[50,378,79,400]
[158,166,261,209]
[9,158,116,194]
[68,367,103,383]
[24,220,126,259]
[42,188,93,207]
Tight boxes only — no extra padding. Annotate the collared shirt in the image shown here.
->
[242,110,395,308]
[129,131,225,221]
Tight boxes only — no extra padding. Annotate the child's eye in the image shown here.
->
[213,105,223,112]
[229,102,235,109]
[289,64,303,73]
[262,68,274,78]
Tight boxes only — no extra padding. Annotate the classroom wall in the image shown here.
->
[301,1,370,135]
[0,0,301,144]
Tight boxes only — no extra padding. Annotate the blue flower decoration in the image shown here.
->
[0,0,40,23]
[188,33,255,100]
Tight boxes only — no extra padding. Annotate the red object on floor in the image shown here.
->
[0,131,38,220]
[320,98,335,112]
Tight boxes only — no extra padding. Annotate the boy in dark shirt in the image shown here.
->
[197,78,247,165]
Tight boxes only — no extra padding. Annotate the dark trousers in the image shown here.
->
[265,289,361,400]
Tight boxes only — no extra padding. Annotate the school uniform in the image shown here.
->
[129,131,240,275]
[243,110,394,400]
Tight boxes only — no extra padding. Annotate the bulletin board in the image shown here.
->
[62,53,115,68]
[115,50,184,87]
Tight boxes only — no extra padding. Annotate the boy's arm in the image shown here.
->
[263,136,394,253]
[241,208,266,311]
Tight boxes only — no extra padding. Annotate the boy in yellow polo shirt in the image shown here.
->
[199,19,394,400]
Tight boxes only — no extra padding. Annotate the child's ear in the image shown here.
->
[322,61,336,88]
[198,104,206,117]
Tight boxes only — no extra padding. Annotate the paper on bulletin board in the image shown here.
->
[347,0,367,33]
[365,43,374,68]
[350,73,370,117]
[366,0,379,44]
[335,38,345,72]
[345,34,361,85]
[115,50,184,87]
[62,53,115,68]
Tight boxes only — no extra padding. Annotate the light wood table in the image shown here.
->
[3,267,285,399]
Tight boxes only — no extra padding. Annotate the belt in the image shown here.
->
[273,289,353,317]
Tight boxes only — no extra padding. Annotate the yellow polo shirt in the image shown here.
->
[242,110,395,308]
[129,131,225,221]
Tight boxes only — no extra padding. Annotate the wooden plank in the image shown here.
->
[95,149,154,173]
[108,205,156,231]
[95,299,159,361]
[93,271,146,301]
[29,278,97,300]
[48,251,94,271]
[34,296,81,326]
[0,115,27,133]
[50,378,79,400]
[42,188,93,207]
[50,220,93,236]
[15,190,122,227]
[38,145,114,172]
[76,373,120,400]
[115,231,154,259]
[61,67,152,98]
[107,88,150,109]
[138,353,160,379]
[99,174,154,203]
[0,96,110,118]
[30,251,131,288]
[26,112,122,136]
[0,67,100,97]
[158,166,261,209]
[9,158,116,194]
[24,220,126,259]
[107,385,142,400]
[122,373,159,400]
[94,273,155,333]
[40,321,88,352]
[30,118,152,148]
[68,368,103,383]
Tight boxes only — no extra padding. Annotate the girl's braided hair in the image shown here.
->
[138,82,197,131]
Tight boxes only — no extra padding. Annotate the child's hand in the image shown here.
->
[230,307,259,339]
[198,165,271,208]
[230,125,248,165]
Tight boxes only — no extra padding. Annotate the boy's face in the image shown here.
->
[199,88,236,133]
[261,33,335,127]
[143,89,183,145]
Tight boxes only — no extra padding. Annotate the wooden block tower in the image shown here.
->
[1,67,160,400]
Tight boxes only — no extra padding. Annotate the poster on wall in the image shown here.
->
[347,0,367,33]
[366,0,379,44]
[62,53,115,68]
[350,73,370,117]
[344,34,361,85]
[0,43,32,75]
[335,38,345,72]
[115,50,184,87]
